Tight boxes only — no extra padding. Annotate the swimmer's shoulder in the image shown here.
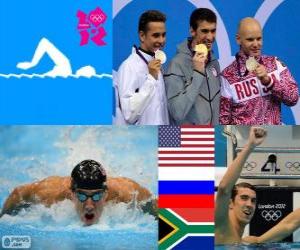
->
[106,177,139,192]
[215,222,239,245]
[106,177,151,202]
[37,176,71,188]
[106,177,133,202]
[107,176,139,185]
[32,176,72,204]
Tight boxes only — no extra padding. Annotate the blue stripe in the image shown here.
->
[159,181,214,194]
[173,236,214,250]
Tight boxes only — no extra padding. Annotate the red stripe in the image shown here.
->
[159,194,214,208]
[159,163,214,166]
[172,208,214,222]
[181,125,213,128]
[181,144,214,147]
[181,131,215,135]
[159,163,214,167]
[159,157,214,160]
[159,151,215,154]
[181,138,214,141]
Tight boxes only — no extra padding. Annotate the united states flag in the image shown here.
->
[158,125,215,250]
[158,126,214,167]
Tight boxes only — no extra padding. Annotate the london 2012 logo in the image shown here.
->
[77,7,107,46]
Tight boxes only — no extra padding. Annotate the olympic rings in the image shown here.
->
[90,14,105,23]
[261,210,282,221]
[285,162,300,171]
[243,161,257,171]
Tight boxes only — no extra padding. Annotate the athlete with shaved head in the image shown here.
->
[220,17,298,125]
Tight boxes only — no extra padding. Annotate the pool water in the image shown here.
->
[0,126,158,250]
[216,242,300,250]
[0,192,157,250]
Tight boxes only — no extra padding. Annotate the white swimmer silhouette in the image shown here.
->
[16,37,97,78]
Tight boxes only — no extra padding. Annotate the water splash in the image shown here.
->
[0,200,156,232]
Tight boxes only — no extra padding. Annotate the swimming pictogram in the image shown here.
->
[0,37,111,79]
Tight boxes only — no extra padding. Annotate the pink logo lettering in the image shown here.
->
[77,7,107,46]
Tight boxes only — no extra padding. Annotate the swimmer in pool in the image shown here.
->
[215,127,267,244]
[215,127,300,244]
[1,159,157,226]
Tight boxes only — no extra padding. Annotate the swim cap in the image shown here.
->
[71,160,107,191]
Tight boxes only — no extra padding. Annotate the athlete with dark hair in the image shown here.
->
[115,10,169,125]
[165,8,220,125]
[1,160,156,226]
[215,127,300,244]
[215,127,267,244]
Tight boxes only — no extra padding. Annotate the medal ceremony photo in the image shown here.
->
[1,0,300,249]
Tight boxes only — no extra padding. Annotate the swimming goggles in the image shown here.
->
[76,191,105,202]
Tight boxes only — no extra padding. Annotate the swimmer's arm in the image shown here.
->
[107,177,157,218]
[243,208,300,243]
[216,127,266,225]
[140,198,158,219]
[1,185,35,216]
[216,142,253,223]
[132,181,158,218]
[242,235,259,244]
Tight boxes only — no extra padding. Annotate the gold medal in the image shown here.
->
[246,57,258,72]
[155,50,167,64]
[194,44,208,57]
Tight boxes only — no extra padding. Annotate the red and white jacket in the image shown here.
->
[220,51,299,125]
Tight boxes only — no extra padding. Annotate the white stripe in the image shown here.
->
[159,147,214,151]
[185,222,215,225]
[181,128,214,132]
[159,154,214,158]
[181,135,215,139]
[181,141,214,145]
[177,233,214,236]
[166,233,214,250]
[159,160,214,164]
[159,167,214,180]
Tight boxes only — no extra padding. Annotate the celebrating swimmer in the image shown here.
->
[1,160,156,226]
[215,127,267,244]
[215,127,300,244]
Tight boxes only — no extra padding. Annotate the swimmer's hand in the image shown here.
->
[16,62,33,70]
[0,202,32,217]
[242,235,260,244]
[140,198,158,219]
[248,127,267,148]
